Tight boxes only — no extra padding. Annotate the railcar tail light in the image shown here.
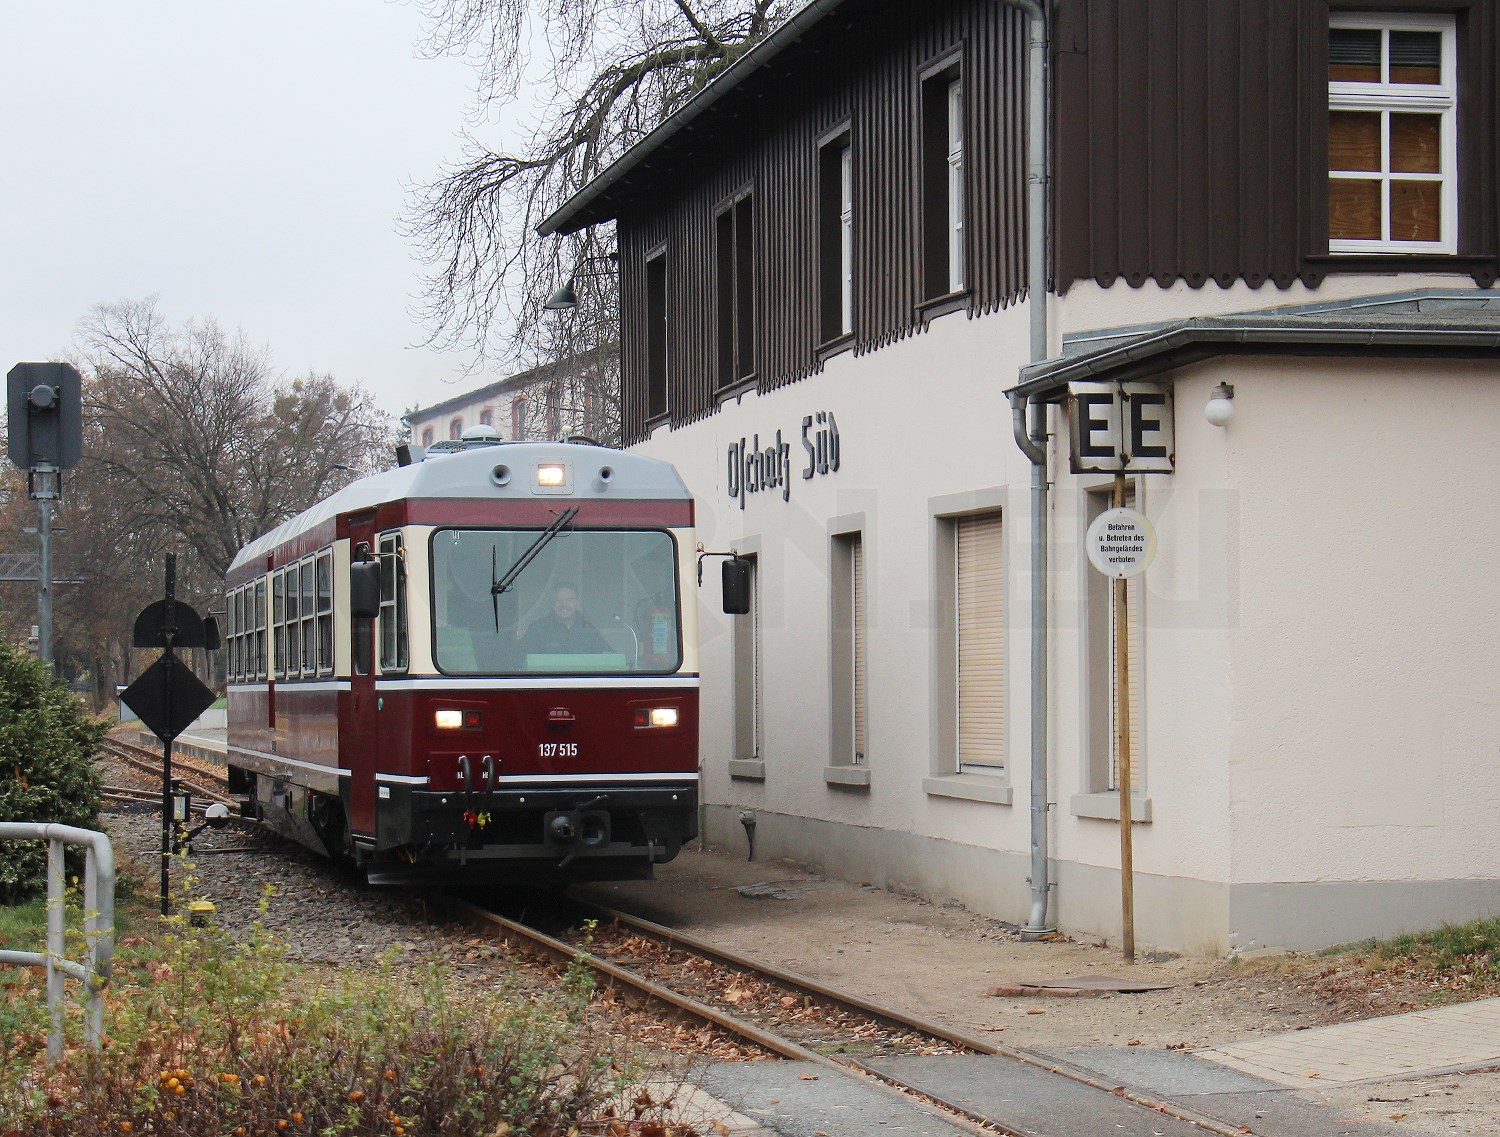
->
[633,706,679,729]
[536,463,566,486]
[435,709,483,730]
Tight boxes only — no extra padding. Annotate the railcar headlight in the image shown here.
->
[435,709,482,730]
[536,463,567,486]
[633,706,679,729]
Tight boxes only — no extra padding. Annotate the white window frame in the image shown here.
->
[730,548,764,775]
[1072,480,1152,822]
[946,78,965,291]
[826,515,871,786]
[1328,13,1457,255]
[839,145,854,335]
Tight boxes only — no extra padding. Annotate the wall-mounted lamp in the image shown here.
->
[543,252,619,311]
[1205,382,1235,427]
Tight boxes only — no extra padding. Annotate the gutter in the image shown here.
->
[539,0,854,237]
[1010,320,1500,403]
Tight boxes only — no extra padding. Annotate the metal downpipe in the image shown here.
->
[1001,0,1054,936]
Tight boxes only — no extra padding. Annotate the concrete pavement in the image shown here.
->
[679,997,1500,1136]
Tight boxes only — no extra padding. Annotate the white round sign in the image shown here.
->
[1086,507,1157,579]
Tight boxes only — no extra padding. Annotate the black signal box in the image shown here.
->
[7,362,82,470]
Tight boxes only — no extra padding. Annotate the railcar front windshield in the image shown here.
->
[431,527,682,675]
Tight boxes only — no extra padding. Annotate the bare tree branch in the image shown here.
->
[407,0,794,372]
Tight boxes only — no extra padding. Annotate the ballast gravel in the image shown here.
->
[102,805,465,965]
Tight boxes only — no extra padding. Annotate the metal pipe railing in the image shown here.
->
[0,822,115,1062]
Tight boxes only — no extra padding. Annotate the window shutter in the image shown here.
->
[957,512,1004,770]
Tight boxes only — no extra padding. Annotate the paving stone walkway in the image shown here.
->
[1198,997,1500,1086]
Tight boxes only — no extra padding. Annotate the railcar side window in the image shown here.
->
[226,588,237,681]
[300,559,316,676]
[315,551,333,675]
[233,587,244,681]
[378,533,408,673]
[286,565,301,679]
[235,587,247,681]
[254,580,266,679]
[431,527,681,675]
[272,570,288,679]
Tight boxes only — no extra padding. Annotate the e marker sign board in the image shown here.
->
[1086,507,1157,579]
[1067,381,1174,474]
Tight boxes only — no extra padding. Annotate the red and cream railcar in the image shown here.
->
[223,437,701,882]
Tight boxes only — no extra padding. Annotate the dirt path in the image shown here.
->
[574,843,1340,1052]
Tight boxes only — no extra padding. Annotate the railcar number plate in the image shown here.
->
[537,742,578,758]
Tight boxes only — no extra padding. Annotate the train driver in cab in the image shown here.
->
[521,582,608,657]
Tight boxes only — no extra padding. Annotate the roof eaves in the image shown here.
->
[537,0,853,236]
[1009,315,1500,401]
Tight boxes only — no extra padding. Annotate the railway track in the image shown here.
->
[98,735,233,804]
[449,896,1252,1137]
[101,783,231,816]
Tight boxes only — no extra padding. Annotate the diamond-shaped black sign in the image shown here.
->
[119,653,217,743]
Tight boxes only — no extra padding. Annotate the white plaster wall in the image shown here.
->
[408,391,517,445]
[1043,372,1238,949]
[636,306,1039,862]
[1220,355,1500,891]
[625,273,1500,954]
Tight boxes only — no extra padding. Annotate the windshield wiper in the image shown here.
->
[491,507,579,630]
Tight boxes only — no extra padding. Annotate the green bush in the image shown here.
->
[0,896,646,1137]
[0,635,106,903]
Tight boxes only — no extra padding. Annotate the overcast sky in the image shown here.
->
[0,1,508,421]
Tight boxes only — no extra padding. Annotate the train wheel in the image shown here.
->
[307,792,353,867]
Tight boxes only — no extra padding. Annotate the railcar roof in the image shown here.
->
[227,441,690,574]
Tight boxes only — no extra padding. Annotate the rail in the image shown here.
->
[0,823,115,1062]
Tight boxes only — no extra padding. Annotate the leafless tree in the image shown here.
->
[79,299,393,581]
[408,0,793,371]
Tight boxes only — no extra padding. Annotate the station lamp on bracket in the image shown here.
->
[1204,382,1236,427]
[543,252,620,311]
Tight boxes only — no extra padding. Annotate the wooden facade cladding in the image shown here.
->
[617,1,1031,442]
[1053,0,1500,293]
[607,0,1500,441]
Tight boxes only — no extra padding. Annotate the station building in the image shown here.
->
[405,350,617,450]
[539,0,1500,954]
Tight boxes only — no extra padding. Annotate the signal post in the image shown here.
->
[1069,381,1172,963]
[6,363,83,669]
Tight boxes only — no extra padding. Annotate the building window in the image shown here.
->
[830,529,867,766]
[645,251,668,419]
[1328,14,1456,253]
[421,427,434,448]
[1085,484,1144,798]
[819,131,853,341]
[479,408,493,427]
[449,417,464,440]
[955,512,1004,775]
[732,554,762,762]
[922,65,964,298]
[716,193,755,387]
